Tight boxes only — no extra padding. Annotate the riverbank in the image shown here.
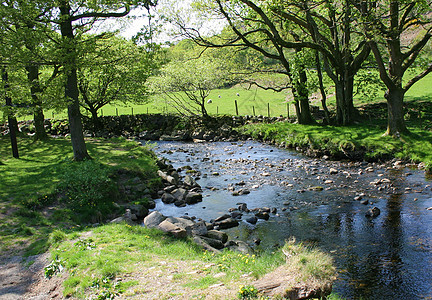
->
[239,121,432,174]
[0,136,337,299]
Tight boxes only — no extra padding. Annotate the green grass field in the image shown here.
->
[4,72,432,121]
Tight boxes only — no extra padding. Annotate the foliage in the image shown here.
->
[44,256,64,278]
[78,35,164,126]
[237,285,259,299]
[56,160,118,222]
[148,56,236,116]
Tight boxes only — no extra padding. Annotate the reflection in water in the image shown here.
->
[149,141,432,299]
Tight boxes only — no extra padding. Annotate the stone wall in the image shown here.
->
[1,114,286,142]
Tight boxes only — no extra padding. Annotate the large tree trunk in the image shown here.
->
[384,88,407,136]
[26,65,48,140]
[59,1,90,161]
[2,67,19,158]
[294,69,315,125]
[334,72,357,125]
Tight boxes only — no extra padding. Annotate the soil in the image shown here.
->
[0,251,247,300]
[0,252,64,300]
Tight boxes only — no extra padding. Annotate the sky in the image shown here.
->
[96,0,225,44]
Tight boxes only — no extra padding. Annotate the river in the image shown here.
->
[146,140,432,299]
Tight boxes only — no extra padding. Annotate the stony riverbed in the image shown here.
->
[147,140,432,299]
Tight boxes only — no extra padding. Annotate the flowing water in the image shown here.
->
[145,140,432,299]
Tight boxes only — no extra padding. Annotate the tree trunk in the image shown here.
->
[384,88,408,136]
[2,67,19,158]
[89,107,101,132]
[295,69,315,125]
[59,1,90,161]
[315,52,331,124]
[334,72,357,126]
[66,68,90,160]
[26,65,48,140]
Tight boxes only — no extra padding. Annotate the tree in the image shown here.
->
[47,0,156,160]
[171,0,372,125]
[267,0,371,125]
[354,0,432,135]
[174,0,316,124]
[0,0,58,141]
[1,67,19,158]
[149,57,234,117]
[78,36,161,130]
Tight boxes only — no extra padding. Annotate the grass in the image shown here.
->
[49,223,286,298]
[0,134,336,299]
[0,136,159,256]
[282,239,336,285]
[239,109,432,172]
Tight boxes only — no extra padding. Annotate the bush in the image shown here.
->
[56,160,118,222]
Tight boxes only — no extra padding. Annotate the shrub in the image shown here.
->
[56,160,118,222]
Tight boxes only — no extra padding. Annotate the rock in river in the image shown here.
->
[365,206,380,218]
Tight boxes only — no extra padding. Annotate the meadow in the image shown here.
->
[4,72,431,122]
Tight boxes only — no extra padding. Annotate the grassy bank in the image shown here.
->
[240,118,432,172]
[0,137,160,256]
[48,224,287,299]
[0,136,337,299]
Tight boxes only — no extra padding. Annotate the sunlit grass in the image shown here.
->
[241,121,432,171]
[0,136,159,256]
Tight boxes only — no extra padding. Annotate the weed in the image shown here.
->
[237,285,259,299]
[44,256,64,278]
[49,230,67,245]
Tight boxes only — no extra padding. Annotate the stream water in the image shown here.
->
[145,140,432,299]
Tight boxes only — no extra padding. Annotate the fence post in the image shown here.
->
[267,103,270,118]
[101,109,103,117]
[217,106,219,115]
[287,103,289,118]
[131,107,134,116]
[147,107,149,114]
[52,112,54,118]
[116,108,118,116]
[235,100,239,116]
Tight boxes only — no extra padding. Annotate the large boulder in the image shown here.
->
[127,204,149,219]
[224,240,253,254]
[184,175,199,188]
[143,211,166,228]
[110,216,135,225]
[185,192,203,204]
[246,216,258,225]
[255,211,270,221]
[366,206,381,218]
[199,236,224,249]
[157,170,178,185]
[215,218,239,229]
[172,188,188,201]
[190,221,208,236]
[206,230,228,244]
[161,193,176,204]
[158,220,187,238]
[193,236,221,253]
[165,216,195,231]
